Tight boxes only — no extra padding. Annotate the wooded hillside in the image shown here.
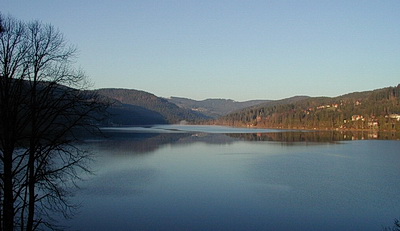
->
[215,85,400,131]
[96,88,210,125]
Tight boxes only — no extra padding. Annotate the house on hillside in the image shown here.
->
[367,121,379,129]
[352,115,365,121]
[388,114,400,121]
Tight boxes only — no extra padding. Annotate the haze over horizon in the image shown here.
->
[3,0,400,101]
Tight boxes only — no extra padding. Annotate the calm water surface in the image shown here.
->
[65,125,400,231]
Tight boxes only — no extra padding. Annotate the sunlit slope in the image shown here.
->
[217,85,400,131]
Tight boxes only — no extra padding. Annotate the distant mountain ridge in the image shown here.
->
[95,88,210,125]
[95,88,308,125]
[94,85,400,131]
[167,97,271,118]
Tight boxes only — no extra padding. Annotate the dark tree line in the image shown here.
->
[0,14,107,230]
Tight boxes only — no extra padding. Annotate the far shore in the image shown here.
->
[203,122,400,134]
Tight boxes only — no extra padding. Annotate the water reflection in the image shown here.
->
[94,132,191,154]
[228,130,400,143]
[93,128,400,156]
[94,130,241,155]
[66,126,400,231]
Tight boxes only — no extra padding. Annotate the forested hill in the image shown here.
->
[215,85,400,131]
[167,97,271,118]
[95,88,210,125]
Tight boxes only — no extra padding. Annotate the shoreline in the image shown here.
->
[206,122,400,134]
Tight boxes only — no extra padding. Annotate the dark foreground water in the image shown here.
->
[64,125,400,231]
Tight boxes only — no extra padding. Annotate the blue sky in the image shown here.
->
[2,0,400,101]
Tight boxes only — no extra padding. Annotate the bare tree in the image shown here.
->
[0,15,108,231]
[0,14,30,231]
[0,16,3,33]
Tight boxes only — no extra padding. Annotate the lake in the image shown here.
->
[64,125,400,231]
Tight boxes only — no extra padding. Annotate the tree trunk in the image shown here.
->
[1,86,16,231]
[26,148,35,231]
[3,147,14,231]
[26,81,38,231]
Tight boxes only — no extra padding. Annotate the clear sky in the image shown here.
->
[2,0,400,101]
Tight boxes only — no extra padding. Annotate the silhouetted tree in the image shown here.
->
[0,14,108,230]
[383,219,400,231]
